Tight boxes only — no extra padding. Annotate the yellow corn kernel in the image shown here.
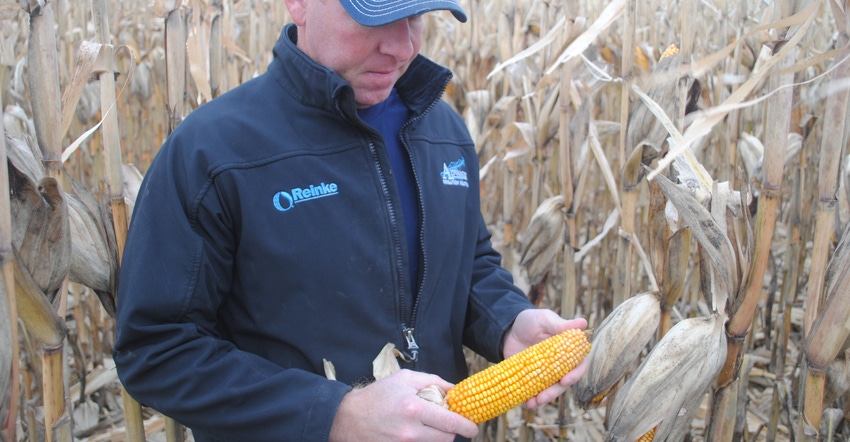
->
[659,44,680,61]
[635,45,650,72]
[445,329,591,424]
[636,427,656,442]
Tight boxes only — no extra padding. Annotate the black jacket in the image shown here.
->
[114,24,533,441]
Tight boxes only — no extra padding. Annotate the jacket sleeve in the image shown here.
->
[113,136,349,442]
[461,212,535,363]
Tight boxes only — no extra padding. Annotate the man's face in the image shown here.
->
[292,0,424,108]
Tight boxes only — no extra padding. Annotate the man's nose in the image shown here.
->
[378,18,417,59]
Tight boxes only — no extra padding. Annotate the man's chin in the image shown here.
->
[354,90,393,108]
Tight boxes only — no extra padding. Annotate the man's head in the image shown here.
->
[284,0,467,108]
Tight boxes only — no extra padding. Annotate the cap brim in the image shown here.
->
[340,0,468,27]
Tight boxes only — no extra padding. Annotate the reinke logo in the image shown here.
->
[273,182,339,212]
[440,157,469,187]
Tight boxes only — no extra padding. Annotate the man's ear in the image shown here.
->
[284,0,309,27]
[285,0,307,25]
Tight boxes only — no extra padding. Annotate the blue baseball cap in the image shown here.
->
[339,0,468,27]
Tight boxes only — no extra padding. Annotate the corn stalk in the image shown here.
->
[22,1,72,440]
[801,29,850,439]
[768,153,805,441]
[0,91,21,442]
[613,0,636,308]
[87,0,147,440]
[803,221,850,440]
[25,0,62,179]
[708,35,796,440]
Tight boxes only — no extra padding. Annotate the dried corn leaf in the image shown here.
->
[630,83,712,203]
[487,15,567,79]
[60,40,101,139]
[588,121,620,211]
[649,2,820,180]
[186,9,212,104]
[654,173,736,313]
[323,359,336,381]
[662,227,691,309]
[545,0,626,75]
[13,253,66,346]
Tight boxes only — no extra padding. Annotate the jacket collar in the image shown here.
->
[268,24,453,119]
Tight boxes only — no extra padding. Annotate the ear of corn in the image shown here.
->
[445,328,591,424]
[636,427,656,442]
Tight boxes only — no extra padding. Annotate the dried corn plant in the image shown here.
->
[3,0,850,440]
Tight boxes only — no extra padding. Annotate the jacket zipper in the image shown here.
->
[396,76,453,363]
[364,138,418,361]
[336,76,450,364]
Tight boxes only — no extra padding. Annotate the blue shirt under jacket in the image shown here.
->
[113,24,533,442]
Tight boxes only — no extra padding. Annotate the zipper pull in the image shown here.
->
[402,327,419,362]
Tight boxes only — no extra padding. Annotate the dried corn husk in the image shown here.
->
[574,292,660,409]
[123,164,144,216]
[519,195,565,287]
[0,251,9,434]
[7,133,118,314]
[66,178,118,316]
[825,352,850,408]
[605,314,727,442]
[820,408,845,442]
[0,97,12,441]
[8,162,69,303]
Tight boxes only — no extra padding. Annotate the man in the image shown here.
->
[113,0,588,440]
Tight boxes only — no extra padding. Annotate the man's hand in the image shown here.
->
[328,369,479,442]
[502,309,589,409]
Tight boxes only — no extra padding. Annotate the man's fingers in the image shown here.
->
[560,359,589,386]
[525,359,590,409]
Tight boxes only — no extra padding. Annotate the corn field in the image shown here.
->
[2,0,850,440]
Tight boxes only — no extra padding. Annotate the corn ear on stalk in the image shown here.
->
[574,292,660,409]
[445,329,591,424]
[636,428,656,442]
[605,314,726,442]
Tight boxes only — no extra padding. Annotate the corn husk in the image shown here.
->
[820,408,845,442]
[574,292,660,409]
[7,133,117,314]
[0,96,14,442]
[519,195,565,287]
[605,314,727,442]
[8,163,69,303]
[66,178,118,316]
[824,353,850,408]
